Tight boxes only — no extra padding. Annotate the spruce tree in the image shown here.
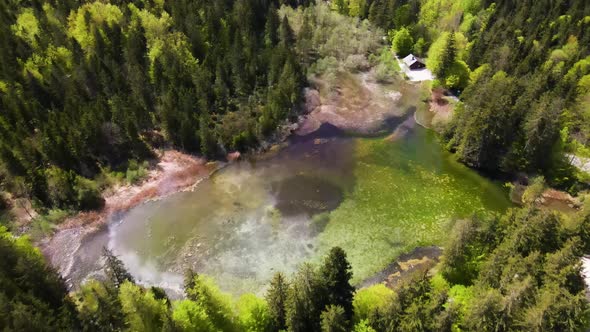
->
[266,272,289,331]
[286,263,326,332]
[334,0,349,15]
[319,247,355,320]
[102,247,134,289]
[264,4,280,48]
[279,16,295,47]
[183,268,198,300]
[439,32,457,79]
[320,305,347,332]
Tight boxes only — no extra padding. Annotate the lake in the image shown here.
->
[67,107,510,296]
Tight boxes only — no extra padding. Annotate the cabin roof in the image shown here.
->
[402,54,425,67]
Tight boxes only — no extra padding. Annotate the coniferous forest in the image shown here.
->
[2,0,590,331]
[0,0,309,211]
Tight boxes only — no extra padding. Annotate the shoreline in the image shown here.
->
[40,150,225,280]
[357,246,443,290]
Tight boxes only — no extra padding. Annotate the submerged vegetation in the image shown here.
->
[316,128,510,281]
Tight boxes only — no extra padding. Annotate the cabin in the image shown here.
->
[402,54,426,70]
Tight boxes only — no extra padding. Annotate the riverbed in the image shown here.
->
[62,72,510,296]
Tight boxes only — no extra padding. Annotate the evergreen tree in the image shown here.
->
[0,227,79,330]
[265,5,280,48]
[103,248,134,289]
[286,263,325,332]
[199,112,217,159]
[183,269,198,301]
[266,272,289,331]
[279,16,295,47]
[319,247,354,320]
[320,305,347,332]
[334,0,349,16]
[439,32,457,79]
[77,280,126,332]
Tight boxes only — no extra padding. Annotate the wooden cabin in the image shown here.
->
[402,54,426,70]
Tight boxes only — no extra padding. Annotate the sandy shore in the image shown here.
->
[40,150,223,278]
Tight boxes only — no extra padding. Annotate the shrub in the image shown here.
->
[125,160,149,185]
[75,177,104,210]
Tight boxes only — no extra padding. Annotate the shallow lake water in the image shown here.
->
[68,112,510,296]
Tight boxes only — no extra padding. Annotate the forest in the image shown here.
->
[2,0,590,331]
[342,0,590,189]
[0,0,309,213]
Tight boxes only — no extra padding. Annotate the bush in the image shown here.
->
[352,284,393,323]
[45,166,77,209]
[125,160,149,185]
[236,294,272,332]
[75,177,104,210]
[96,166,125,190]
[344,54,370,72]
[391,27,414,57]
[44,166,103,210]
[374,63,393,83]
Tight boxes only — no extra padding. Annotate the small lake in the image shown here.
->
[68,111,510,296]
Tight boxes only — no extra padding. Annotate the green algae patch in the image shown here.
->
[316,127,510,283]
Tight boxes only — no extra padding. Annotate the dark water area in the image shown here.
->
[272,175,344,217]
[289,122,347,143]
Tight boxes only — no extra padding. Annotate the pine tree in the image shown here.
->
[286,263,326,332]
[279,16,295,47]
[102,247,134,288]
[319,247,354,320]
[183,269,198,300]
[334,0,349,15]
[264,4,280,48]
[320,305,347,332]
[199,112,217,159]
[439,32,457,79]
[266,272,289,331]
